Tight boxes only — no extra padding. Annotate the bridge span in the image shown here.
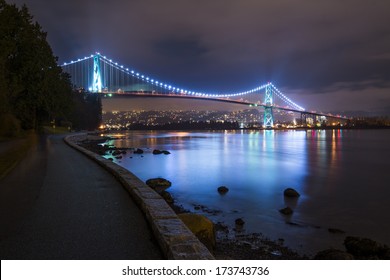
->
[61,52,349,126]
[102,92,349,121]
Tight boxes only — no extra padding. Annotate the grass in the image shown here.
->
[0,132,37,180]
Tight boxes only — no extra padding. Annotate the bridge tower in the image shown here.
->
[92,53,102,92]
[263,83,274,128]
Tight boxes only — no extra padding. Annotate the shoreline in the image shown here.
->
[78,132,390,260]
[169,202,307,259]
[78,135,306,259]
[99,126,390,134]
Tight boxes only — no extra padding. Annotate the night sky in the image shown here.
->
[9,0,390,115]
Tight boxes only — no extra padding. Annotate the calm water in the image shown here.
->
[103,129,390,255]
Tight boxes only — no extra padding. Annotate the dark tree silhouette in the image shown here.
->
[0,0,101,135]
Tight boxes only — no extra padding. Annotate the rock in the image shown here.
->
[178,213,216,252]
[152,149,163,155]
[235,218,245,226]
[160,191,174,204]
[134,148,144,154]
[217,186,229,194]
[286,221,303,227]
[328,228,345,234]
[283,188,300,198]
[115,156,122,159]
[108,158,114,161]
[344,236,390,259]
[145,178,172,193]
[112,150,122,156]
[279,207,293,215]
[314,249,354,260]
[153,149,170,155]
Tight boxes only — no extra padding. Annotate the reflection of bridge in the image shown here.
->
[61,52,348,128]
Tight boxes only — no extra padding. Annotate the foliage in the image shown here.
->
[0,0,101,132]
[0,113,21,137]
[68,91,102,130]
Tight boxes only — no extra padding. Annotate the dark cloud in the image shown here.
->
[153,36,208,62]
[8,0,390,113]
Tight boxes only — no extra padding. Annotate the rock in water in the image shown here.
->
[162,150,171,155]
[279,207,293,215]
[283,188,300,198]
[161,191,174,204]
[152,149,162,155]
[134,148,144,154]
[344,236,390,259]
[235,218,245,226]
[178,213,216,252]
[314,249,354,260]
[145,178,172,193]
[217,186,229,194]
[328,228,345,234]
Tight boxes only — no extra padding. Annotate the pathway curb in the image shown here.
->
[64,134,214,260]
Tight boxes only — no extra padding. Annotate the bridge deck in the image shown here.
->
[102,92,349,120]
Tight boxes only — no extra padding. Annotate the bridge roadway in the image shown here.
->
[104,92,349,120]
[0,134,162,259]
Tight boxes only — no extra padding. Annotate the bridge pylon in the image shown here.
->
[263,83,274,128]
[92,53,102,92]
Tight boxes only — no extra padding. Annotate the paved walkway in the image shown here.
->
[0,134,162,259]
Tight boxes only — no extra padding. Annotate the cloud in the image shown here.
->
[287,80,390,113]
[8,0,390,113]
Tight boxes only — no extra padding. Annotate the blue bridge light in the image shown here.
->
[59,51,316,126]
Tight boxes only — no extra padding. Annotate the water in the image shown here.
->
[103,129,390,256]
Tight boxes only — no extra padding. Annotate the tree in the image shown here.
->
[69,91,102,130]
[0,0,73,131]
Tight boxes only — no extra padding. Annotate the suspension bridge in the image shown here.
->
[61,52,348,128]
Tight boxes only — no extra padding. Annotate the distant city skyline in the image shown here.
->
[8,0,390,115]
[102,109,298,130]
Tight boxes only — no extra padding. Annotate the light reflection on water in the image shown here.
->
[104,129,390,255]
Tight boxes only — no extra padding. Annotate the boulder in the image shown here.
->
[314,249,354,260]
[145,178,172,193]
[328,228,345,234]
[283,188,300,198]
[152,149,163,155]
[162,150,171,155]
[178,213,216,252]
[161,191,174,204]
[344,236,390,259]
[134,148,144,154]
[217,186,229,194]
[279,206,293,215]
[235,218,245,226]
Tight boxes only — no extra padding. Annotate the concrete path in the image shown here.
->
[0,134,162,259]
